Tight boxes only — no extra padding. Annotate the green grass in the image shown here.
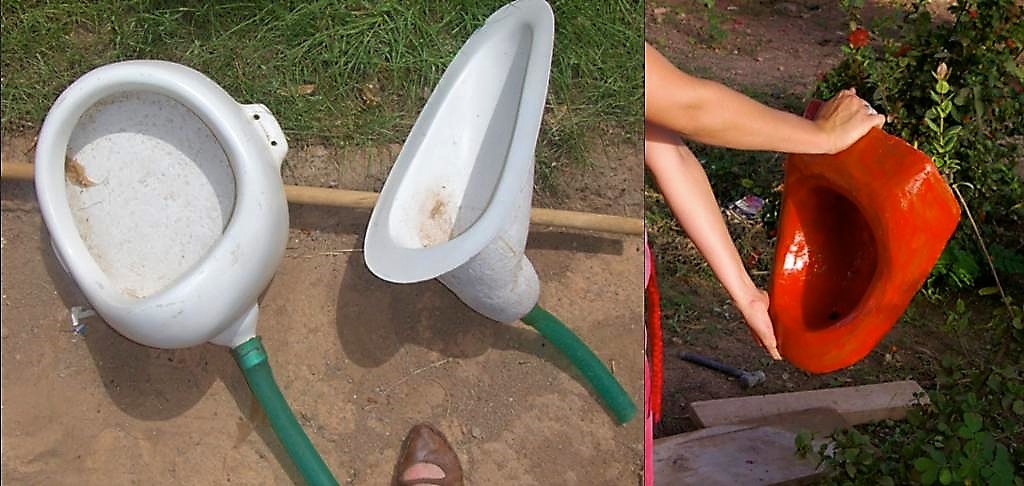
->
[1,0,642,172]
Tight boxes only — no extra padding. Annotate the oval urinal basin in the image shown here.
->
[365,0,553,288]
[34,61,290,349]
[769,102,960,373]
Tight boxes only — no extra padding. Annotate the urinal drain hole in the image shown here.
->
[252,113,261,120]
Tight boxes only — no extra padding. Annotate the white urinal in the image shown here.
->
[33,60,338,483]
[34,60,289,349]
[36,61,337,486]
[364,0,553,323]
[363,0,637,424]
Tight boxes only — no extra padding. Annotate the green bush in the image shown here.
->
[798,359,1023,485]
[815,0,1024,296]
[804,4,1024,483]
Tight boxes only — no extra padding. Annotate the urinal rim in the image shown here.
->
[34,60,289,349]
[364,0,554,284]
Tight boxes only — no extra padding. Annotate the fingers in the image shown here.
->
[740,291,782,360]
[871,113,886,128]
[757,325,782,360]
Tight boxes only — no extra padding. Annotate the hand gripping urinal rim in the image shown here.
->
[34,59,289,349]
[364,0,554,323]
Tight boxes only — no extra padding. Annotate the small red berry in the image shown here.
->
[968,9,978,18]
[1007,39,1018,49]
[894,44,911,57]
[848,27,869,48]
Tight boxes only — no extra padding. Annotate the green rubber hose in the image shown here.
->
[521,305,637,424]
[232,337,338,486]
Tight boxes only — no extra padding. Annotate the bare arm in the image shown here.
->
[644,42,884,154]
[645,124,781,359]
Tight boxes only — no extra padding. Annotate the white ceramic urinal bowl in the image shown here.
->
[364,0,554,323]
[34,60,289,349]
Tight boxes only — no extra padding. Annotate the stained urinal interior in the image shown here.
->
[65,91,236,299]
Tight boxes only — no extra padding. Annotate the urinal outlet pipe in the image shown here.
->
[232,337,339,486]
[522,305,637,424]
[0,162,643,235]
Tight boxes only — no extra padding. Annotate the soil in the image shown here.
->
[0,131,644,484]
[646,0,851,102]
[644,0,982,440]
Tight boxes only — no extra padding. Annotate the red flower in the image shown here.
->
[894,44,912,57]
[968,9,978,18]
[848,27,869,48]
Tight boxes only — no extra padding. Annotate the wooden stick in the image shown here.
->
[1,161,643,235]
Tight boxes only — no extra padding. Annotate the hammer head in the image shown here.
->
[740,370,766,389]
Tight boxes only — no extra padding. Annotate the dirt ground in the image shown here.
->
[646,0,849,102]
[645,0,980,439]
[0,132,644,484]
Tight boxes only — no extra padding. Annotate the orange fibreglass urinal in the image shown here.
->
[769,101,961,373]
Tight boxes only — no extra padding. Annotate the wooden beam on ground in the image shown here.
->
[688,380,928,428]
[0,161,643,235]
[740,407,850,436]
[653,425,826,485]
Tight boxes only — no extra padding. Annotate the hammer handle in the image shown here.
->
[679,351,744,378]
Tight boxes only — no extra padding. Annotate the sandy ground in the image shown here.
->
[0,133,644,484]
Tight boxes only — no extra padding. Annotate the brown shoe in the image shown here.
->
[392,423,464,486]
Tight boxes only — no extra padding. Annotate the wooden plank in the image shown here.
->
[741,407,849,436]
[653,424,755,448]
[654,425,825,485]
[688,380,928,428]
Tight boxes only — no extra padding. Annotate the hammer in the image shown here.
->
[679,351,766,389]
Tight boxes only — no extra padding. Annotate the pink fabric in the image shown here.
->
[644,356,653,486]
[644,236,654,485]
[644,236,652,288]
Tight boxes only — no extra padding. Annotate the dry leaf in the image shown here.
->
[65,156,95,187]
[297,83,316,95]
[361,82,382,105]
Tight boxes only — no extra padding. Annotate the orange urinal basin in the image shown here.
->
[769,106,961,373]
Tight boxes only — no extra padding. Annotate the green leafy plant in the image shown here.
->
[799,359,1023,485]
[700,0,727,44]
[816,0,1024,299]
[806,5,1024,482]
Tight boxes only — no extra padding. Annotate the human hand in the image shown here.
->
[735,289,782,360]
[814,88,886,154]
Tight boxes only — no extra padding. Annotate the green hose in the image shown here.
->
[232,337,338,486]
[521,305,637,424]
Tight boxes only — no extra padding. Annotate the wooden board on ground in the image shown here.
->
[653,425,825,485]
[687,380,928,428]
[741,407,849,436]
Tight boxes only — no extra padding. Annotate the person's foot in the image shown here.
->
[393,424,464,486]
[735,289,782,360]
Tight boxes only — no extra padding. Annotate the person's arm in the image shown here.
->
[645,123,781,359]
[644,42,884,154]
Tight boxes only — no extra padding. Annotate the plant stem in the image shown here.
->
[950,184,1014,362]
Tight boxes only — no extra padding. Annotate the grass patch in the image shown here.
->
[1,0,642,173]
